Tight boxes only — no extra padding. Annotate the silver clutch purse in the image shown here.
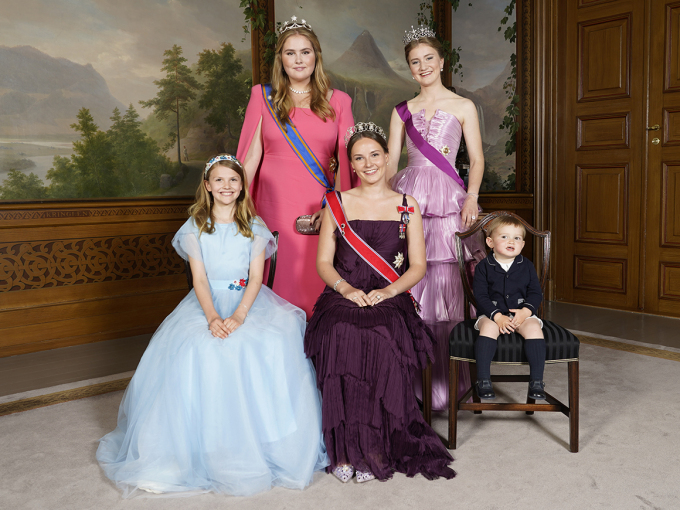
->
[295,215,318,235]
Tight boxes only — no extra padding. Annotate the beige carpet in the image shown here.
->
[1,343,679,510]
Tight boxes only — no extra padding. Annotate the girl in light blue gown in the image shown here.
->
[96,154,329,498]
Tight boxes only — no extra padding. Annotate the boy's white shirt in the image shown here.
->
[492,252,513,272]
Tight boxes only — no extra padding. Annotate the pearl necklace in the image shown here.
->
[289,86,311,94]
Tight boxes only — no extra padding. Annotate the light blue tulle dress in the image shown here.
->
[96,217,329,497]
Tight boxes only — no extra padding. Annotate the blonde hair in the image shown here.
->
[271,28,335,127]
[189,155,258,239]
[404,36,445,63]
[485,216,527,239]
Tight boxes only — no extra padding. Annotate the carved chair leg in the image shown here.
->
[569,360,579,453]
[449,358,458,449]
[421,360,432,425]
[469,362,482,414]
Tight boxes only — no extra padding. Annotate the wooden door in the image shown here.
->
[556,0,647,310]
[644,0,680,316]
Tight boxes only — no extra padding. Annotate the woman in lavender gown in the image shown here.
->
[304,123,455,483]
[387,26,486,411]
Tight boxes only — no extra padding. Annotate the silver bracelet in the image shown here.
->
[333,278,346,292]
[467,192,479,199]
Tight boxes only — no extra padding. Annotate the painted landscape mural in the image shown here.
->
[0,0,516,201]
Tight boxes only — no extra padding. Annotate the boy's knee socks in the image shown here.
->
[474,335,497,380]
[525,338,546,381]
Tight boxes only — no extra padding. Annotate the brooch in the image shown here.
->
[393,252,404,269]
[440,145,451,155]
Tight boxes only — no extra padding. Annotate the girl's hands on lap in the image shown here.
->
[209,317,230,338]
[223,312,245,335]
[461,195,479,229]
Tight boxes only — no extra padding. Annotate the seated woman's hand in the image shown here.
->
[340,284,373,307]
[208,316,230,338]
[366,288,396,306]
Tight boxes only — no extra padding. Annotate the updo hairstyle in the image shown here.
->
[404,36,445,63]
[346,131,389,159]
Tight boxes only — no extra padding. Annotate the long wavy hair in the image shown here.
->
[189,156,258,239]
[271,27,335,127]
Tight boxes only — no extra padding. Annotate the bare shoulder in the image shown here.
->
[404,194,422,213]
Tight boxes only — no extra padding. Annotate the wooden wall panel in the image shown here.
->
[577,112,630,150]
[0,199,192,358]
[665,3,680,92]
[578,14,631,101]
[576,164,628,244]
[660,263,680,299]
[662,162,680,246]
[663,108,680,145]
[575,255,626,292]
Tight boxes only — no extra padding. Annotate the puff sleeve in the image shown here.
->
[332,91,358,190]
[250,217,277,262]
[171,218,202,263]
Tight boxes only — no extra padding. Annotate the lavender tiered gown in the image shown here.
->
[304,214,455,481]
[392,109,486,411]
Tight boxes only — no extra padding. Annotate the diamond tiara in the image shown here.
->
[278,15,313,35]
[205,154,242,176]
[344,122,387,147]
[403,24,437,45]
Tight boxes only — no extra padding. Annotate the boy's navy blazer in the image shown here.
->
[472,252,543,320]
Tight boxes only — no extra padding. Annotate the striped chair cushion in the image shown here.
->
[449,319,580,363]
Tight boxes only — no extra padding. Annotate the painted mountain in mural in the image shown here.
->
[327,31,417,131]
[0,46,124,137]
[455,61,512,146]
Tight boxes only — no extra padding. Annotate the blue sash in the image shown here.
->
[261,84,335,202]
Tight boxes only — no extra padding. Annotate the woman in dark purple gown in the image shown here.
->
[304,123,455,483]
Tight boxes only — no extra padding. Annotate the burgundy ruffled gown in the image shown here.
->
[304,214,455,481]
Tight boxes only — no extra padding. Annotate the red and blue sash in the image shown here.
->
[325,190,419,311]
[262,84,334,201]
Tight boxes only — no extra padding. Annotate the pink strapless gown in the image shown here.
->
[238,85,355,318]
[392,108,486,411]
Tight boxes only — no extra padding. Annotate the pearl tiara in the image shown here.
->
[344,122,386,147]
[278,15,313,35]
[205,154,242,177]
[403,24,436,45]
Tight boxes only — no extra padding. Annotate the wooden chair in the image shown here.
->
[185,231,280,290]
[442,211,580,452]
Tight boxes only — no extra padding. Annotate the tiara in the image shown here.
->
[344,122,386,147]
[204,154,242,176]
[278,15,313,35]
[403,24,436,45]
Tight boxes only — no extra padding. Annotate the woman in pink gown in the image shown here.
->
[388,28,486,410]
[238,18,355,318]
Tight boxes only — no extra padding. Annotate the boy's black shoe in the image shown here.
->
[476,379,495,399]
[528,380,546,400]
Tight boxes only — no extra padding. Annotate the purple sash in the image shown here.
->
[395,101,466,190]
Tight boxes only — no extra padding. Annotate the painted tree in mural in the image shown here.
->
[140,45,202,164]
[108,105,171,196]
[197,43,251,152]
[0,170,47,200]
